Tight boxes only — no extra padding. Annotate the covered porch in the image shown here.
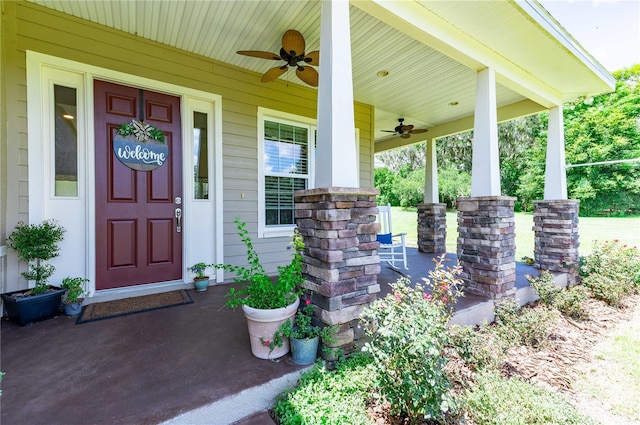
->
[0,250,539,425]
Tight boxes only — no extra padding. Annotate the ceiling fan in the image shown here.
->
[237,29,319,87]
[381,118,429,139]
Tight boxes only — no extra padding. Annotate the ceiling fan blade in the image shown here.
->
[237,50,282,60]
[400,134,411,139]
[380,130,396,133]
[303,50,319,66]
[282,29,306,56]
[400,125,414,132]
[410,128,428,134]
[296,66,319,87]
[261,66,288,82]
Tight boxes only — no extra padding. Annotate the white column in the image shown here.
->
[424,138,439,203]
[544,106,568,200]
[315,0,358,188]
[471,68,500,196]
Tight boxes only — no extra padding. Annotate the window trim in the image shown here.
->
[258,107,316,238]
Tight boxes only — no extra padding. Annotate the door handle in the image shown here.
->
[175,208,182,233]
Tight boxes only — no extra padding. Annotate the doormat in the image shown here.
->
[76,290,193,324]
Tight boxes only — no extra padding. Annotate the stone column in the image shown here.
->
[457,196,516,299]
[417,203,447,254]
[533,200,580,285]
[294,187,380,356]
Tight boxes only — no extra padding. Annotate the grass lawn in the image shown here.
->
[575,308,640,422]
[389,207,640,260]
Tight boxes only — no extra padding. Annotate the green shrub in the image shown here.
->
[273,353,375,425]
[527,271,587,319]
[448,324,504,372]
[463,371,597,425]
[361,277,455,423]
[580,240,640,306]
[527,271,560,307]
[493,298,556,349]
[554,285,588,320]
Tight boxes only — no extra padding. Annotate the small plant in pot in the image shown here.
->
[188,262,211,292]
[275,298,337,365]
[61,277,89,316]
[2,220,67,325]
[211,217,304,359]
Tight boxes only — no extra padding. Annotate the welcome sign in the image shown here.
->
[113,134,169,171]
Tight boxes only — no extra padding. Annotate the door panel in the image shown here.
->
[95,80,182,290]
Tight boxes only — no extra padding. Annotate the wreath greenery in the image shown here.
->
[117,120,166,143]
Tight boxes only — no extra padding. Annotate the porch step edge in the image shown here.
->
[160,367,311,425]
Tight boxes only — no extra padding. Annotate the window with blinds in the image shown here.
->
[263,120,310,226]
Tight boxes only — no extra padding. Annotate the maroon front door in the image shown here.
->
[94,80,183,290]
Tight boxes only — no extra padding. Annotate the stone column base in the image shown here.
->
[457,196,516,299]
[533,200,580,285]
[417,203,447,254]
[294,187,380,356]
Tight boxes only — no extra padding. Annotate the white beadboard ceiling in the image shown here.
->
[28,0,614,150]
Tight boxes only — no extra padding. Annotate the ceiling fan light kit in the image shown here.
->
[237,29,319,87]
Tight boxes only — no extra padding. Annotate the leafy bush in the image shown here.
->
[527,271,587,319]
[6,220,66,294]
[273,353,375,425]
[213,218,303,309]
[463,371,597,425]
[438,166,471,208]
[448,324,504,372]
[374,167,399,207]
[361,277,455,423]
[554,285,588,320]
[396,168,425,208]
[527,271,560,306]
[580,240,640,306]
[493,298,556,349]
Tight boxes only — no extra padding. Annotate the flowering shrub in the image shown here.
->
[361,276,456,423]
[421,254,464,316]
[580,240,640,306]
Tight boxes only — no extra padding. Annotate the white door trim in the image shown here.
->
[26,51,224,298]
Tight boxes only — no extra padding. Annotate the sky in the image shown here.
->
[539,0,640,72]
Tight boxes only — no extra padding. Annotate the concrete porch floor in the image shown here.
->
[1,248,538,425]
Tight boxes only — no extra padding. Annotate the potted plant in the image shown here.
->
[212,217,303,359]
[2,220,66,325]
[60,276,89,316]
[188,262,211,292]
[277,298,336,365]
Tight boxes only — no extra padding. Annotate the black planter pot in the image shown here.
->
[1,287,65,326]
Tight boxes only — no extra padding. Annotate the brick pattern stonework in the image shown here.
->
[417,203,447,254]
[533,200,580,285]
[294,188,380,355]
[457,196,516,299]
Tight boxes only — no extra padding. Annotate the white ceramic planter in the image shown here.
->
[242,297,299,360]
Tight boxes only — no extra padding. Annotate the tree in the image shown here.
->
[563,64,640,215]
[375,143,425,173]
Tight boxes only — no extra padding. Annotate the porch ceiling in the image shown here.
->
[28,0,614,152]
